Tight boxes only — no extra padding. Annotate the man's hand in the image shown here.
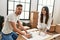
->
[17,20,28,33]
[24,29,28,33]
[24,33,32,39]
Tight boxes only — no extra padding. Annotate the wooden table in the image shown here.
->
[16,34,26,40]
[17,28,60,40]
[45,34,60,40]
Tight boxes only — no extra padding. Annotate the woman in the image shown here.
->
[37,6,52,34]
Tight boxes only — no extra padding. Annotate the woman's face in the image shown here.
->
[41,8,46,15]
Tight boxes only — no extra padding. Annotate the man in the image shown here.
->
[2,4,31,40]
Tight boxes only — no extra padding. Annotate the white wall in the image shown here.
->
[53,0,60,24]
[0,0,7,18]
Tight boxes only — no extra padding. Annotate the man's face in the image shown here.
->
[16,6,22,15]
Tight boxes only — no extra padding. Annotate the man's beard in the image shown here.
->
[18,12,21,15]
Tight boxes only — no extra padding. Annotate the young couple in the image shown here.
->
[1,4,52,40]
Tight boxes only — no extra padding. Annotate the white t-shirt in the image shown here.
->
[37,13,52,30]
[2,13,19,34]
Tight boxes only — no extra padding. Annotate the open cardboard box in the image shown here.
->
[56,24,60,33]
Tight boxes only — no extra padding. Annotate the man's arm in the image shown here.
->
[9,21,26,35]
[10,21,31,38]
[17,20,27,33]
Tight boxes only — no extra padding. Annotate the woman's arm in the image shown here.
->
[37,13,41,29]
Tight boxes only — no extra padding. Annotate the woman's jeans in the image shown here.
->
[1,32,18,40]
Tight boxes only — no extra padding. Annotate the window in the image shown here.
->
[8,0,31,20]
[38,0,55,16]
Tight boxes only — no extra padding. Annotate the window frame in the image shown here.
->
[7,0,31,20]
[37,0,55,17]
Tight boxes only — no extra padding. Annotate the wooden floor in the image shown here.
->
[0,34,2,40]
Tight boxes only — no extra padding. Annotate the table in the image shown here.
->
[17,28,60,40]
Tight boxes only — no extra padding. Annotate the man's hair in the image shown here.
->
[16,4,23,7]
